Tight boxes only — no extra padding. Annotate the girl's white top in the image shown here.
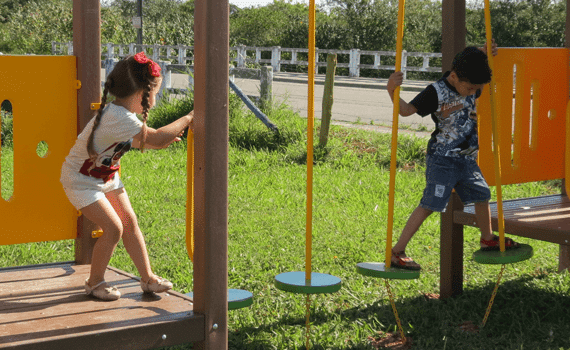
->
[61,103,143,185]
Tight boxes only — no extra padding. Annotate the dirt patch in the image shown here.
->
[368,332,413,349]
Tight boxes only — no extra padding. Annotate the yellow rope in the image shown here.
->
[385,280,407,344]
[385,0,406,268]
[480,264,506,328]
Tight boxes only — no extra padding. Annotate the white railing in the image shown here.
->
[52,42,442,79]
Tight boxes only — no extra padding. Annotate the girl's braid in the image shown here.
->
[86,84,110,162]
[138,81,151,153]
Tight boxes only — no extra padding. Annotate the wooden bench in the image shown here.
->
[439,48,570,298]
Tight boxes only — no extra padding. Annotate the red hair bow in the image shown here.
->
[134,52,161,77]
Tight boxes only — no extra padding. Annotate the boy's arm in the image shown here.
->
[387,71,418,117]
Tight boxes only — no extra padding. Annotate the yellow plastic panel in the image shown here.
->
[0,56,78,245]
[478,48,569,186]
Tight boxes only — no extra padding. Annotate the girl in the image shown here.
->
[61,52,193,301]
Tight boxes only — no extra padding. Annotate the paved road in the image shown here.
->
[232,72,436,132]
[167,70,436,137]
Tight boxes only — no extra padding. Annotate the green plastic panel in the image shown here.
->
[274,271,342,294]
[472,243,533,265]
[356,262,420,280]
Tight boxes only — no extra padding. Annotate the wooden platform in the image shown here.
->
[440,193,570,298]
[456,194,570,242]
[0,262,204,349]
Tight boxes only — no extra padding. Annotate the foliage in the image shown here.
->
[107,0,194,46]
[466,0,566,48]
[0,0,72,54]
[0,0,194,54]
[0,110,12,146]
[147,90,194,132]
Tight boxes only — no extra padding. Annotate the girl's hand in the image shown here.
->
[185,110,194,131]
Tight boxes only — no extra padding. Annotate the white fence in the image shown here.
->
[52,42,442,79]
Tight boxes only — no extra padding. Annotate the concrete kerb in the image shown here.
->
[272,72,431,92]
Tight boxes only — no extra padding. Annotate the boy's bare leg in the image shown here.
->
[392,206,433,253]
[474,201,495,246]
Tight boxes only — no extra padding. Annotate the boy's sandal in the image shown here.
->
[480,235,520,251]
[85,279,121,301]
[141,276,173,293]
[391,250,422,270]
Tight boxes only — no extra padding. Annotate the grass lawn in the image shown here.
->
[1,99,569,349]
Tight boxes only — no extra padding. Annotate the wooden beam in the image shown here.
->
[73,0,101,265]
[193,0,229,349]
[440,191,464,298]
[441,0,466,72]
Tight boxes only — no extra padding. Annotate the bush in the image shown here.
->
[1,110,12,146]
[147,90,194,135]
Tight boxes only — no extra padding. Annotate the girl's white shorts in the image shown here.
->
[60,165,124,210]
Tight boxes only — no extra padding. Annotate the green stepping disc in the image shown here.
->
[356,262,420,280]
[473,243,533,265]
[274,271,342,294]
[186,289,253,310]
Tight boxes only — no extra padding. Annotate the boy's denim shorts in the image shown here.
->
[420,154,491,212]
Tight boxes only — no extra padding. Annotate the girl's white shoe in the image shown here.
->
[85,279,121,301]
[140,276,173,293]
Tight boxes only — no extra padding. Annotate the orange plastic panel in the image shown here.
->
[478,48,569,186]
[0,56,78,245]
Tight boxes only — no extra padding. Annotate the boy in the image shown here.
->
[386,45,520,270]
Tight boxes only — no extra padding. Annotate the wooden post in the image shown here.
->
[73,0,101,265]
[193,0,229,349]
[440,191,465,298]
[441,0,466,72]
[319,54,337,147]
[260,65,273,110]
[561,0,570,273]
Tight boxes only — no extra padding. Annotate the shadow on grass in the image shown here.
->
[230,274,570,350]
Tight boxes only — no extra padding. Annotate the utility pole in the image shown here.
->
[135,0,143,51]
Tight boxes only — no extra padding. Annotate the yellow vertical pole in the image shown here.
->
[484,0,505,252]
[385,0,406,268]
[306,0,315,282]
[187,130,195,261]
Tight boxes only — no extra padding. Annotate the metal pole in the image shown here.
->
[136,0,143,51]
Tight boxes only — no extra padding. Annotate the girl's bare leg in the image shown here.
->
[80,199,123,286]
[105,188,158,284]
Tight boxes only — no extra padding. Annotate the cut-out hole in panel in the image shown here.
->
[548,109,556,121]
[36,141,49,158]
[529,81,538,150]
[511,64,517,167]
[1,99,14,201]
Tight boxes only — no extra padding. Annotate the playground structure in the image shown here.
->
[438,0,570,299]
[0,0,228,349]
[2,0,570,349]
[440,47,570,297]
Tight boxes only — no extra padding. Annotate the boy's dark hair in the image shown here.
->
[451,46,492,85]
